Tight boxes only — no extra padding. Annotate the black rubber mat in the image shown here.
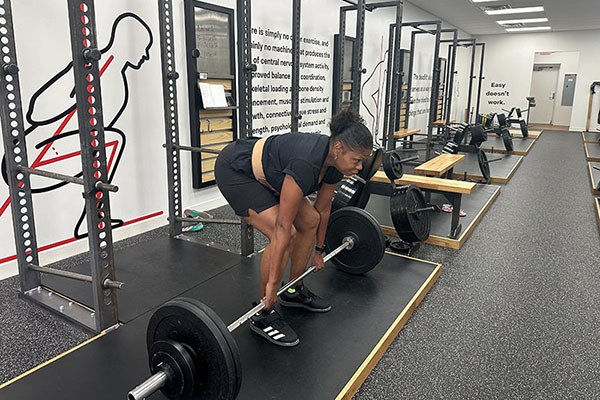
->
[0,252,439,400]
[41,236,242,323]
[585,142,600,161]
[452,151,522,183]
[366,184,500,239]
[480,135,535,155]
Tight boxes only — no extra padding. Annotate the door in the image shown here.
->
[529,64,559,124]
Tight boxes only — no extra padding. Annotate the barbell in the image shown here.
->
[128,206,386,400]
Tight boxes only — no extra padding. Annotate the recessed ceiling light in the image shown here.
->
[485,6,544,15]
[505,26,552,32]
[497,18,549,25]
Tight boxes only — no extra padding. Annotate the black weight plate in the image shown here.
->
[453,125,468,144]
[325,207,385,275]
[497,113,507,127]
[358,147,384,181]
[519,120,529,137]
[477,149,491,184]
[149,340,196,399]
[147,298,241,400]
[331,178,366,212]
[390,185,431,243]
[502,128,514,152]
[383,151,403,180]
[470,124,487,147]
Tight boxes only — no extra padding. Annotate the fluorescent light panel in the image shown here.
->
[472,0,501,2]
[485,6,544,15]
[497,17,548,25]
[505,26,551,32]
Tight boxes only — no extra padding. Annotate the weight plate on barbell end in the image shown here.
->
[502,129,514,152]
[325,207,385,275]
[149,340,196,399]
[477,149,491,184]
[519,120,529,138]
[390,185,431,243]
[383,151,403,181]
[331,177,369,212]
[147,298,242,400]
[358,147,384,181]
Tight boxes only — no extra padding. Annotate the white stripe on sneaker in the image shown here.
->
[273,333,285,340]
[263,326,272,333]
[268,330,279,337]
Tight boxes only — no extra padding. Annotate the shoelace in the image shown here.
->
[300,287,318,300]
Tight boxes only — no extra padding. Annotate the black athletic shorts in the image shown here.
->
[214,143,279,217]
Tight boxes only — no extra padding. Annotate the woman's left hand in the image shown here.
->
[311,251,325,271]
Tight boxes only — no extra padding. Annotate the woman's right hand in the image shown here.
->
[263,282,279,310]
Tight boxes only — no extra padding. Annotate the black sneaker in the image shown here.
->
[279,284,332,313]
[249,308,299,347]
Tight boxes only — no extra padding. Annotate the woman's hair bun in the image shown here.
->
[329,108,365,136]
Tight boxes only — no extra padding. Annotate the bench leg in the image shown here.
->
[445,193,463,239]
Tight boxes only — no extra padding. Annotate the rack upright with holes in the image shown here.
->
[0,0,120,332]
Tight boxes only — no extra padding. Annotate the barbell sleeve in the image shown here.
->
[127,367,171,400]
[226,236,354,332]
[17,166,118,192]
[28,264,125,289]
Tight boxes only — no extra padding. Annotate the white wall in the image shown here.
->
[477,29,600,131]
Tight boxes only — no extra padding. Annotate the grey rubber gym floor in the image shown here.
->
[1,130,600,398]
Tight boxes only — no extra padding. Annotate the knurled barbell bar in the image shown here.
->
[128,207,386,400]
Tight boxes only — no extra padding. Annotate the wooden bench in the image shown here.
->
[433,119,455,126]
[413,154,464,177]
[393,128,420,139]
[369,171,477,239]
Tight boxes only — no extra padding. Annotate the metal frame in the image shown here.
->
[334,1,404,137]
[386,21,442,160]
[443,38,476,123]
[440,29,458,126]
[1,0,120,332]
[442,39,485,124]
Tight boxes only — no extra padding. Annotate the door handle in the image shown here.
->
[550,91,555,100]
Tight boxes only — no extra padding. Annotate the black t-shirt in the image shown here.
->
[228,133,343,195]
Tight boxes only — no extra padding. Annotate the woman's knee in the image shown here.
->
[295,207,320,233]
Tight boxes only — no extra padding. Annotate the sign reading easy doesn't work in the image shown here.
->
[486,81,510,106]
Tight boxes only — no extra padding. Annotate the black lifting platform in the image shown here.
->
[452,151,523,184]
[0,248,441,400]
[41,236,242,323]
[367,184,501,250]
[480,135,536,156]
